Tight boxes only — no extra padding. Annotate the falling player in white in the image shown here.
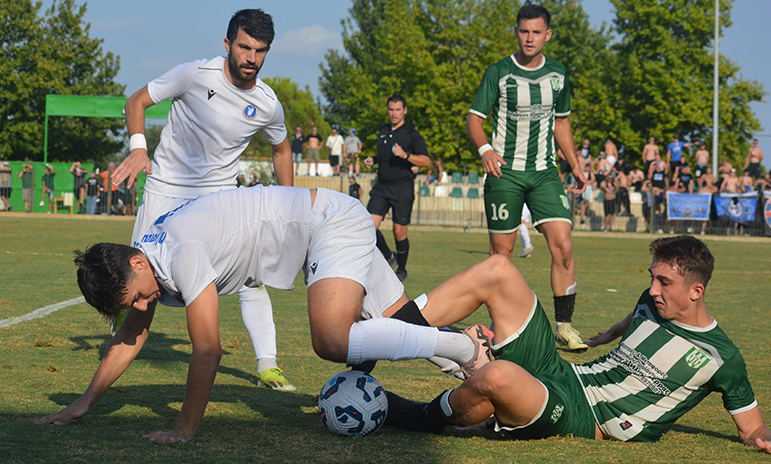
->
[36,186,492,442]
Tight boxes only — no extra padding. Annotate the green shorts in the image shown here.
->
[491,298,595,440]
[484,168,571,233]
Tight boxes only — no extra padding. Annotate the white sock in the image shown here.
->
[519,223,532,249]
[346,318,439,364]
[427,356,462,375]
[239,285,278,373]
[416,294,467,376]
[434,331,476,364]
[565,282,577,295]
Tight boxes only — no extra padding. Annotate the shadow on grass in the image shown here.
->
[17,384,444,463]
[68,331,266,386]
[43,383,315,426]
[670,423,740,443]
[459,248,488,255]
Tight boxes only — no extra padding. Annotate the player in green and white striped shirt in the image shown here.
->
[383,235,771,452]
[467,4,589,352]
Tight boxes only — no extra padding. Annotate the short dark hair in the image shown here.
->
[517,4,551,27]
[387,94,407,108]
[74,243,142,318]
[227,9,275,46]
[649,235,714,287]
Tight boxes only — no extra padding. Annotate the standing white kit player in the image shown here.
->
[111,9,296,391]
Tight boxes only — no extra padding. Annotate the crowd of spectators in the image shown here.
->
[558,136,768,233]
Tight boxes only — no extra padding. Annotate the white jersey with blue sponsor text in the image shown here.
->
[137,186,313,307]
[135,186,405,317]
[145,56,287,198]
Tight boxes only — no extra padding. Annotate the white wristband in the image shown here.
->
[478,143,493,157]
[129,133,147,151]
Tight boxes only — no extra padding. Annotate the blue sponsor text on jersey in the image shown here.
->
[140,231,167,245]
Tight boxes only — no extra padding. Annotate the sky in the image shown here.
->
[40,0,771,170]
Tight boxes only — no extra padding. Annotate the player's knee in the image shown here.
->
[480,254,518,282]
[549,237,573,262]
[468,362,513,397]
[490,239,515,257]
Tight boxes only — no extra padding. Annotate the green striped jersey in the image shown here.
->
[469,54,570,172]
[573,290,756,442]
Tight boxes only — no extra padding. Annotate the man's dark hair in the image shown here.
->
[74,243,142,318]
[649,235,714,287]
[387,94,408,108]
[517,4,551,27]
[227,9,275,46]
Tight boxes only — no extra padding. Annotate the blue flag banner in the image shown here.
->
[666,192,711,221]
[713,192,758,225]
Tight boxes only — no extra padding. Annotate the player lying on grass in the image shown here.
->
[34,186,492,442]
[382,235,771,453]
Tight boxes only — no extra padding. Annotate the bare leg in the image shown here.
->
[307,278,364,362]
[418,255,535,342]
[489,231,519,258]
[449,361,547,427]
[538,221,575,297]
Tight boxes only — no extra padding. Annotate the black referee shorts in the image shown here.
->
[367,180,415,225]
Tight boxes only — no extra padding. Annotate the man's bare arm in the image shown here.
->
[467,113,506,178]
[586,311,634,347]
[554,116,587,194]
[34,304,156,426]
[733,406,771,453]
[392,144,431,168]
[143,283,221,443]
[113,86,156,187]
[271,137,293,186]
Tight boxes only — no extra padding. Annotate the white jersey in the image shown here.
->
[136,186,404,315]
[145,56,287,198]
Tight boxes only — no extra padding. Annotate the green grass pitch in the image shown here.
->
[1,214,770,463]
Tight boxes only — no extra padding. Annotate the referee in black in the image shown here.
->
[364,95,431,282]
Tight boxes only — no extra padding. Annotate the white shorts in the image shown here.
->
[305,188,404,319]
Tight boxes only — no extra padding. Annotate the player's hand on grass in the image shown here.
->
[142,429,193,443]
[33,397,91,425]
[586,329,615,347]
[113,148,152,187]
[756,437,771,453]
[481,150,505,178]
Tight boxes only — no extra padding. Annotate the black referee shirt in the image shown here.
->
[373,122,429,183]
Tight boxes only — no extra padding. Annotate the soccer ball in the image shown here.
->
[318,370,388,437]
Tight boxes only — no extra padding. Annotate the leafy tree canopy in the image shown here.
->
[244,77,330,158]
[608,0,764,166]
[0,0,125,165]
[319,0,765,171]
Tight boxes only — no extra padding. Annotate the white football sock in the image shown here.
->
[239,285,278,374]
[346,318,438,364]
[346,319,476,366]
[434,331,475,364]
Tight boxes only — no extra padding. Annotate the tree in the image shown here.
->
[0,0,125,164]
[243,77,329,158]
[609,0,765,166]
[320,0,608,173]
[320,0,764,171]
